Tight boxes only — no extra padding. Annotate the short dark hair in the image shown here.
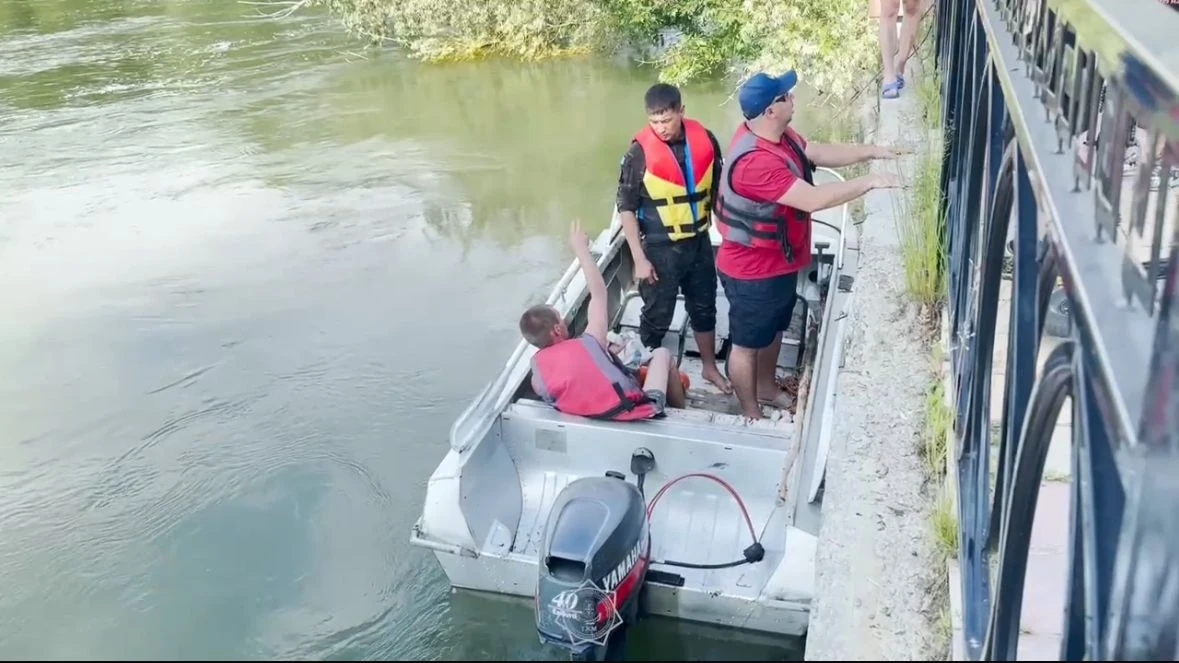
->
[644,83,682,114]
[519,304,562,347]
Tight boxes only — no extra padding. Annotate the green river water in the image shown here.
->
[0,0,823,658]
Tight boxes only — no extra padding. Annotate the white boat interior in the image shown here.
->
[410,167,857,638]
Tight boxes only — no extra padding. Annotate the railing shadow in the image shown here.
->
[934,0,1179,659]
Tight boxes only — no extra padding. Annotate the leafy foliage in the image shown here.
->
[311,0,607,61]
[309,0,877,98]
[735,0,877,99]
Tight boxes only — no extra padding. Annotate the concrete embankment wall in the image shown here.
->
[802,62,945,661]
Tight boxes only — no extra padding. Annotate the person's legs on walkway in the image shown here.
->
[879,0,901,98]
[895,0,924,82]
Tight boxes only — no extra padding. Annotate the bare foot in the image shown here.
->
[742,406,764,421]
[701,365,732,394]
[757,387,794,410]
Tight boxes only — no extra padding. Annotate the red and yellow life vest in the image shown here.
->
[633,118,716,244]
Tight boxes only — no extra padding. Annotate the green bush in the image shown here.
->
[311,0,605,61]
[306,0,877,99]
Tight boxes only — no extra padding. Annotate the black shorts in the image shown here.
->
[720,271,800,349]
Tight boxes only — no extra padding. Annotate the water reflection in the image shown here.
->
[440,592,804,661]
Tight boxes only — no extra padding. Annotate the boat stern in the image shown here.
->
[409,449,479,558]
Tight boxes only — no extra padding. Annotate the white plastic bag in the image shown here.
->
[606,330,652,371]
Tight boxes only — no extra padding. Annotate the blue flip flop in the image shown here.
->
[896,74,905,89]
[882,78,902,99]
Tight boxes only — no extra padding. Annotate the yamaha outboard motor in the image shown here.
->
[535,470,650,661]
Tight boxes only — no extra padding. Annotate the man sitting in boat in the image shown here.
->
[714,70,905,420]
[519,221,688,421]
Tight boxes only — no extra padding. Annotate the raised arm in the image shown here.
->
[569,220,609,346]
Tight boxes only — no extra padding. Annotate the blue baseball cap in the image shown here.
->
[738,70,798,119]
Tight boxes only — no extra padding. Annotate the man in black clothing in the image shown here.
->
[615,83,731,394]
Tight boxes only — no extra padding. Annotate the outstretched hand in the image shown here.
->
[570,218,609,343]
[873,171,906,189]
[873,143,914,159]
[568,219,589,254]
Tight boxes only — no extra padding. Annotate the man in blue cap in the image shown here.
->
[713,70,905,419]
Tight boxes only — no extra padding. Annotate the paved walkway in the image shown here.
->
[802,40,944,661]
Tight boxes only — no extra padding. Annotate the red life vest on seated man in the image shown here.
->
[530,335,659,421]
[713,122,815,271]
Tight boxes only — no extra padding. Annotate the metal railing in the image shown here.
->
[934,0,1179,658]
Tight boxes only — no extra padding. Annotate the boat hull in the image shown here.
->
[413,521,814,637]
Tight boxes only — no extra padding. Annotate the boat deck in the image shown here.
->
[614,282,809,424]
[499,406,797,609]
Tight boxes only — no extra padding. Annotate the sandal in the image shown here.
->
[882,78,902,99]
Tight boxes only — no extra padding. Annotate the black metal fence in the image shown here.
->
[933,0,1179,658]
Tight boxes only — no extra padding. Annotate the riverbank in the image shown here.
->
[802,47,946,662]
[304,0,876,100]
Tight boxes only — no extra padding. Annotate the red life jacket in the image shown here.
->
[530,336,659,421]
[713,123,814,270]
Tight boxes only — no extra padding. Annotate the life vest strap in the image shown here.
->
[641,215,712,245]
[648,189,711,208]
[579,383,653,420]
[716,199,793,262]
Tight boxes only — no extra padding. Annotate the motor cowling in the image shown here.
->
[535,473,649,659]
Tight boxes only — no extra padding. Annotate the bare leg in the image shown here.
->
[727,345,763,419]
[693,330,732,393]
[895,0,923,79]
[665,362,686,410]
[755,332,782,396]
[879,0,900,85]
[643,347,686,409]
[755,333,792,408]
